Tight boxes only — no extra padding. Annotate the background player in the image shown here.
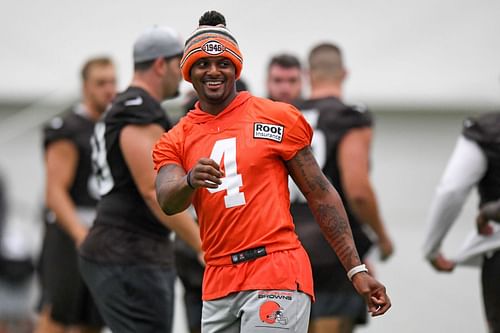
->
[290,43,394,333]
[36,56,116,333]
[423,112,500,332]
[266,53,303,105]
[154,10,391,333]
[78,26,202,333]
[0,171,35,333]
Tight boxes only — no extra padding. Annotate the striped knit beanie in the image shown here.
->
[180,11,243,82]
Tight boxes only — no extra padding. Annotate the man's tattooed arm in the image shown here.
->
[156,164,194,215]
[286,146,361,270]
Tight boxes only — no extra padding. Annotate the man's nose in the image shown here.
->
[207,62,219,74]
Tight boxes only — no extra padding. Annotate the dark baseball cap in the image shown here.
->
[133,26,183,63]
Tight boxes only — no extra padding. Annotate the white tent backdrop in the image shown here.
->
[1,0,499,108]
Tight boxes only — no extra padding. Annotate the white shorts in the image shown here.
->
[202,290,311,333]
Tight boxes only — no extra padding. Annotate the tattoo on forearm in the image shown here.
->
[314,175,329,192]
[315,203,360,267]
[156,164,194,215]
[288,148,361,268]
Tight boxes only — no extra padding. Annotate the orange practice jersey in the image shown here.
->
[153,92,314,300]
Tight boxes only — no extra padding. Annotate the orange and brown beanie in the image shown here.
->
[180,11,243,82]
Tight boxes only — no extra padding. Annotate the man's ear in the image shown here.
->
[153,57,167,75]
[304,68,311,82]
[340,68,348,82]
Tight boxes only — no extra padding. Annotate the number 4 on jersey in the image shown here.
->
[207,138,246,208]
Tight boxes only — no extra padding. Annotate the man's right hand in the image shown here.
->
[476,200,500,235]
[378,235,394,261]
[476,212,494,236]
[73,226,89,247]
[429,253,455,272]
[188,158,224,189]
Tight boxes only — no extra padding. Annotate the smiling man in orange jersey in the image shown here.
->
[153,10,391,333]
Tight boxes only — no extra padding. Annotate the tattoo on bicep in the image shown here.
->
[292,147,332,195]
[158,164,185,185]
[315,203,360,266]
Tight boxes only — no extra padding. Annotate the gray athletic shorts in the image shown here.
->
[202,290,311,333]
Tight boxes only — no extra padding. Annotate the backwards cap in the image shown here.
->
[133,26,183,63]
[180,11,243,82]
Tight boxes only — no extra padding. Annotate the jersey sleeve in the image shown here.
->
[319,104,373,150]
[335,105,373,132]
[109,89,171,130]
[279,105,313,161]
[152,123,185,172]
[115,104,170,128]
[43,114,74,148]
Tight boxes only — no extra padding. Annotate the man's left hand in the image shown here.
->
[351,272,391,316]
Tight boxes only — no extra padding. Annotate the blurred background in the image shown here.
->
[1,0,499,332]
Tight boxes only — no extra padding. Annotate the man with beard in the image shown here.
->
[78,27,202,333]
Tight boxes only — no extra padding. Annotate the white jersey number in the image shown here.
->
[207,137,246,208]
[90,122,115,196]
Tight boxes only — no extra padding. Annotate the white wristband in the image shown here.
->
[347,264,368,281]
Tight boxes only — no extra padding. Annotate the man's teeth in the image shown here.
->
[207,81,223,86]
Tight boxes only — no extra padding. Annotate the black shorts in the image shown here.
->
[175,238,204,332]
[182,286,202,332]
[482,249,500,333]
[310,264,367,325]
[37,223,103,327]
[79,256,176,333]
